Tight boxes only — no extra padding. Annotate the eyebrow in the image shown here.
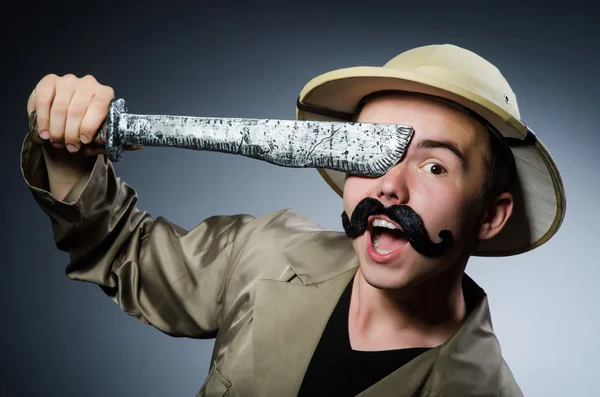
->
[416,139,468,170]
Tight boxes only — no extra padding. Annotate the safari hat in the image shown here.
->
[296,44,566,256]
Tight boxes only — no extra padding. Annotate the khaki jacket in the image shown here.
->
[20,135,524,397]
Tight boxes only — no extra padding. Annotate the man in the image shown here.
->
[21,44,566,396]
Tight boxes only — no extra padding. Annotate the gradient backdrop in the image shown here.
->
[3,1,598,396]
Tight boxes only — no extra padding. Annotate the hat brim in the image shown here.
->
[296,66,566,256]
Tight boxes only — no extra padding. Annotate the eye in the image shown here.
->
[422,162,447,176]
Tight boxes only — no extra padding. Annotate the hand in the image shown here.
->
[27,74,132,156]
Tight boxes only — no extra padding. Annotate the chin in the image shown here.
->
[358,257,421,292]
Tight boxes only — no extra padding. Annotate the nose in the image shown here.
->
[376,162,410,206]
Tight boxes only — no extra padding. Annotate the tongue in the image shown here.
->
[375,230,406,252]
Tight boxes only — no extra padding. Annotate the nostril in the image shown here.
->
[378,190,401,202]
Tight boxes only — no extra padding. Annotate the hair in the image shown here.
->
[480,128,514,203]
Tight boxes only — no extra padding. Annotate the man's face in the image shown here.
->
[343,94,493,291]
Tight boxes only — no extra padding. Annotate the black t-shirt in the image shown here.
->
[297,278,430,396]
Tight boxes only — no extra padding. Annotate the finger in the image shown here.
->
[80,86,114,144]
[49,74,77,143]
[27,89,35,116]
[33,74,58,140]
[64,89,94,152]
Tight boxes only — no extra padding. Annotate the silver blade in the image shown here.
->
[105,98,414,177]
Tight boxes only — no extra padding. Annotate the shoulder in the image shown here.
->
[237,208,340,250]
[228,208,354,281]
[191,208,327,251]
[239,208,344,257]
[260,208,329,234]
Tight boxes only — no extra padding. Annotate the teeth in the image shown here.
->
[371,218,398,255]
[372,219,398,230]
[371,233,391,254]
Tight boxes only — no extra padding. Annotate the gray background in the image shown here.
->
[3,1,597,396]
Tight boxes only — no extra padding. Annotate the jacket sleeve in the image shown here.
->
[20,135,278,339]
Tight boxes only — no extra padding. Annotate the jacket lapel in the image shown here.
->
[423,275,512,396]
[252,229,359,397]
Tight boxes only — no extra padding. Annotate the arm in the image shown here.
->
[21,135,276,338]
[21,73,277,338]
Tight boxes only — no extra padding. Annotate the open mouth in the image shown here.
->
[369,216,408,255]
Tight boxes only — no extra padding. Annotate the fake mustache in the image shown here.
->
[341,197,453,258]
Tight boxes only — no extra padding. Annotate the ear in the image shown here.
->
[478,192,514,241]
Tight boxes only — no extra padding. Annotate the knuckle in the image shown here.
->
[48,129,63,141]
[36,92,53,106]
[68,102,86,118]
[101,85,115,98]
[40,73,58,84]
[62,73,77,81]
[82,74,97,84]
[36,118,49,130]
[58,74,78,89]
[79,118,97,136]
[35,83,56,105]
[51,100,69,115]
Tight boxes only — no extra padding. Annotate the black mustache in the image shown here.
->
[341,197,453,258]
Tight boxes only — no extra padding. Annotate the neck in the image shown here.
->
[349,263,467,351]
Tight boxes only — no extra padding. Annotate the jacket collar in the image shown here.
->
[251,228,508,396]
[424,276,508,395]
